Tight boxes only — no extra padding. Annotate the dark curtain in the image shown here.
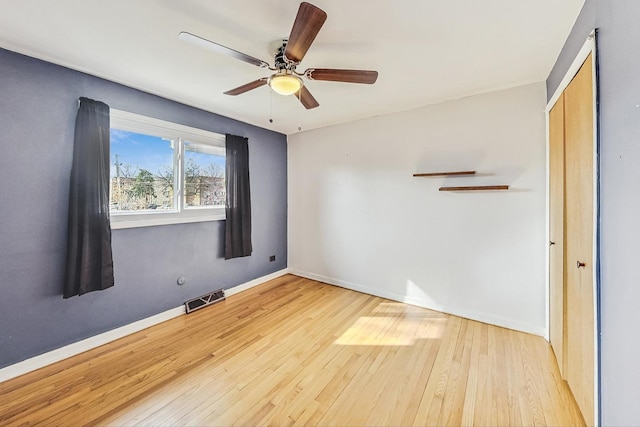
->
[225,134,252,259]
[64,97,114,298]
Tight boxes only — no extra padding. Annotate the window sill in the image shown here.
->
[110,210,225,230]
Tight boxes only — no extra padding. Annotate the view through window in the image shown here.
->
[109,110,225,227]
[184,141,225,208]
[110,130,175,211]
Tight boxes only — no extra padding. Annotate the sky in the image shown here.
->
[110,129,224,179]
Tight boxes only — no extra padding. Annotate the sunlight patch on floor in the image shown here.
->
[334,303,446,346]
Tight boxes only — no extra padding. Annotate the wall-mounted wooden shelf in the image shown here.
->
[413,170,508,192]
[439,185,509,191]
[413,171,476,177]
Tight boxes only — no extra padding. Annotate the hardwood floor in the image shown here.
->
[0,274,584,426]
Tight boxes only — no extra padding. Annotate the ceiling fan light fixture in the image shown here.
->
[188,2,376,110]
[269,73,302,96]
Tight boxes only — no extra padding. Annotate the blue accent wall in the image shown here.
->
[0,48,287,369]
[547,1,640,424]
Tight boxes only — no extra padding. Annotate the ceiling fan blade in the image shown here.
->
[305,68,378,84]
[224,78,268,96]
[179,32,270,68]
[295,86,320,109]
[284,2,327,63]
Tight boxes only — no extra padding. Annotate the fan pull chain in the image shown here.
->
[298,96,302,132]
[269,89,274,124]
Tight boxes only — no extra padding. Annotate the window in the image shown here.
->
[109,109,225,229]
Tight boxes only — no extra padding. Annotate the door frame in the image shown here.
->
[544,30,600,426]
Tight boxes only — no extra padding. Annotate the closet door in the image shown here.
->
[564,53,594,426]
[548,94,565,376]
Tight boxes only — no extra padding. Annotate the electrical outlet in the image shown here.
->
[269,255,276,262]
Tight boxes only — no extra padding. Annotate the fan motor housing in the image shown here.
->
[270,38,297,71]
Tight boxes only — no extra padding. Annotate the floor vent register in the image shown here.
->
[184,289,226,313]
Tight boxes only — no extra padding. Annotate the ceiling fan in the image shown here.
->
[178,2,378,110]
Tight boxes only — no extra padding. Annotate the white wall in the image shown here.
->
[288,82,547,335]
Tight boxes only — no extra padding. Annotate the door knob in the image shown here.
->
[577,260,586,268]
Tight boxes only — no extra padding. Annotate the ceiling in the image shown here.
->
[0,0,584,135]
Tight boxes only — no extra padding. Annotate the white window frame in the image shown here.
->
[109,109,226,229]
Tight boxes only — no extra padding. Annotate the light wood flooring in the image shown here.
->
[0,274,584,426]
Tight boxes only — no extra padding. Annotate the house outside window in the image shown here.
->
[109,110,225,229]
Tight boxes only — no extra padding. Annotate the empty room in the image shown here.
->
[0,0,639,426]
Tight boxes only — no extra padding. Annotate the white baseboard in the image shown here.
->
[289,269,546,337]
[225,268,289,297]
[0,268,289,384]
[0,306,185,384]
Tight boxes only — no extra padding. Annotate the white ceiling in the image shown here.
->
[0,0,583,135]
